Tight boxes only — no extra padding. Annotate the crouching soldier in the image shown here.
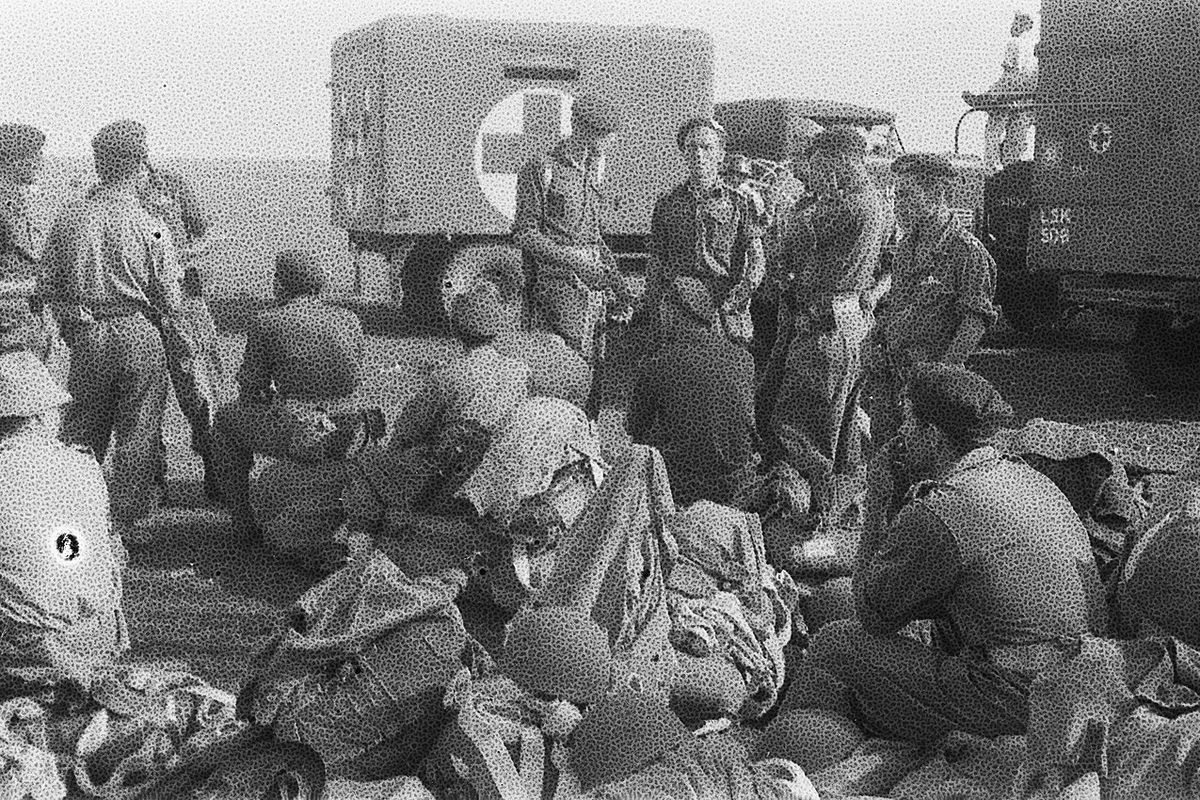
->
[210,250,367,543]
[0,350,128,693]
[783,365,1107,750]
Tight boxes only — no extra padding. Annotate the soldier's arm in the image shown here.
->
[943,243,999,365]
[853,499,962,636]
[639,197,669,318]
[149,224,184,315]
[512,159,581,279]
[624,359,659,442]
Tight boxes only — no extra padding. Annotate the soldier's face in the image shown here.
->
[683,128,724,185]
[894,175,939,231]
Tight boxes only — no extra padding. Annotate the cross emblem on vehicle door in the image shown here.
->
[1088,122,1112,155]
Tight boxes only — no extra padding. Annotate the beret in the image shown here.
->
[892,152,959,180]
[676,116,727,151]
[906,363,1014,446]
[805,125,867,159]
[450,280,517,339]
[92,120,148,159]
[0,350,71,417]
[0,124,45,157]
[500,606,614,706]
[571,93,624,135]
[275,249,326,297]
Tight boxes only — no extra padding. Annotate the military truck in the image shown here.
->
[716,97,989,236]
[974,0,1200,390]
[328,15,713,324]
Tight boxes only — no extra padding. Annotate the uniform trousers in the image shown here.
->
[157,293,228,488]
[62,313,168,524]
[210,398,354,535]
[765,298,869,498]
[787,618,1032,745]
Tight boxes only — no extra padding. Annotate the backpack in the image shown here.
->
[239,548,479,781]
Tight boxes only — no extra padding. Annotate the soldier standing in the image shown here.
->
[761,127,888,520]
[864,153,998,450]
[641,117,766,348]
[513,94,633,416]
[0,124,53,360]
[141,161,226,499]
[39,120,183,542]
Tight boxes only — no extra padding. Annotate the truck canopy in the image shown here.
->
[715,98,896,162]
[329,15,713,238]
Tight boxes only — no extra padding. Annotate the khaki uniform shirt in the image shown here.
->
[855,446,1106,651]
[880,215,998,361]
[39,183,183,324]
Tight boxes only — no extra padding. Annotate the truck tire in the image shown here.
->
[396,236,454,331]
[1126,309,1200,393]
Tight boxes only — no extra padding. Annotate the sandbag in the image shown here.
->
[1122,513,1200,648]
[241,548,472,780]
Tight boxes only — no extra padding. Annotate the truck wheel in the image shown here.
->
[998,270,1062,334]
[396,236,454,331]
[1126,309,1200,393]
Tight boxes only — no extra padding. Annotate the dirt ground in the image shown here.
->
[118,300,1200,698]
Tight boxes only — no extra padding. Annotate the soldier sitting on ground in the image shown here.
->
[209,249,368,544]
[780,365,1107,758]
[0,350,128,693]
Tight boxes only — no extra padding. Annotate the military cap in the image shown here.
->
[663,276,718,329]
[450,278,519,339]
[676,116,727,151]
[450,245,525,305]
[571,94,624,135]
[805,125,867,159]
[0,124,45,158]
[500,606,614,706]
[92,120,149,159]
[905,363,1014,447]
[892,152,959,181]
[570,684,692,790]
[0,350,71,417]
[275,249,326,297]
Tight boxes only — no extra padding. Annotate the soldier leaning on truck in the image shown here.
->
[0,124,54,361]
[640,117,766,348]
[864,153,998,451]
[512,93,634,375]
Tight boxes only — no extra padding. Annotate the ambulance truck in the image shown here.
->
[979,0,1200,390]
[328,15,713,324]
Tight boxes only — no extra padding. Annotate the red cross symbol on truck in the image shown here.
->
[480,92,568,175]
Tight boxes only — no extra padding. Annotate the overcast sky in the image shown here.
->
[2,0,1036,160]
